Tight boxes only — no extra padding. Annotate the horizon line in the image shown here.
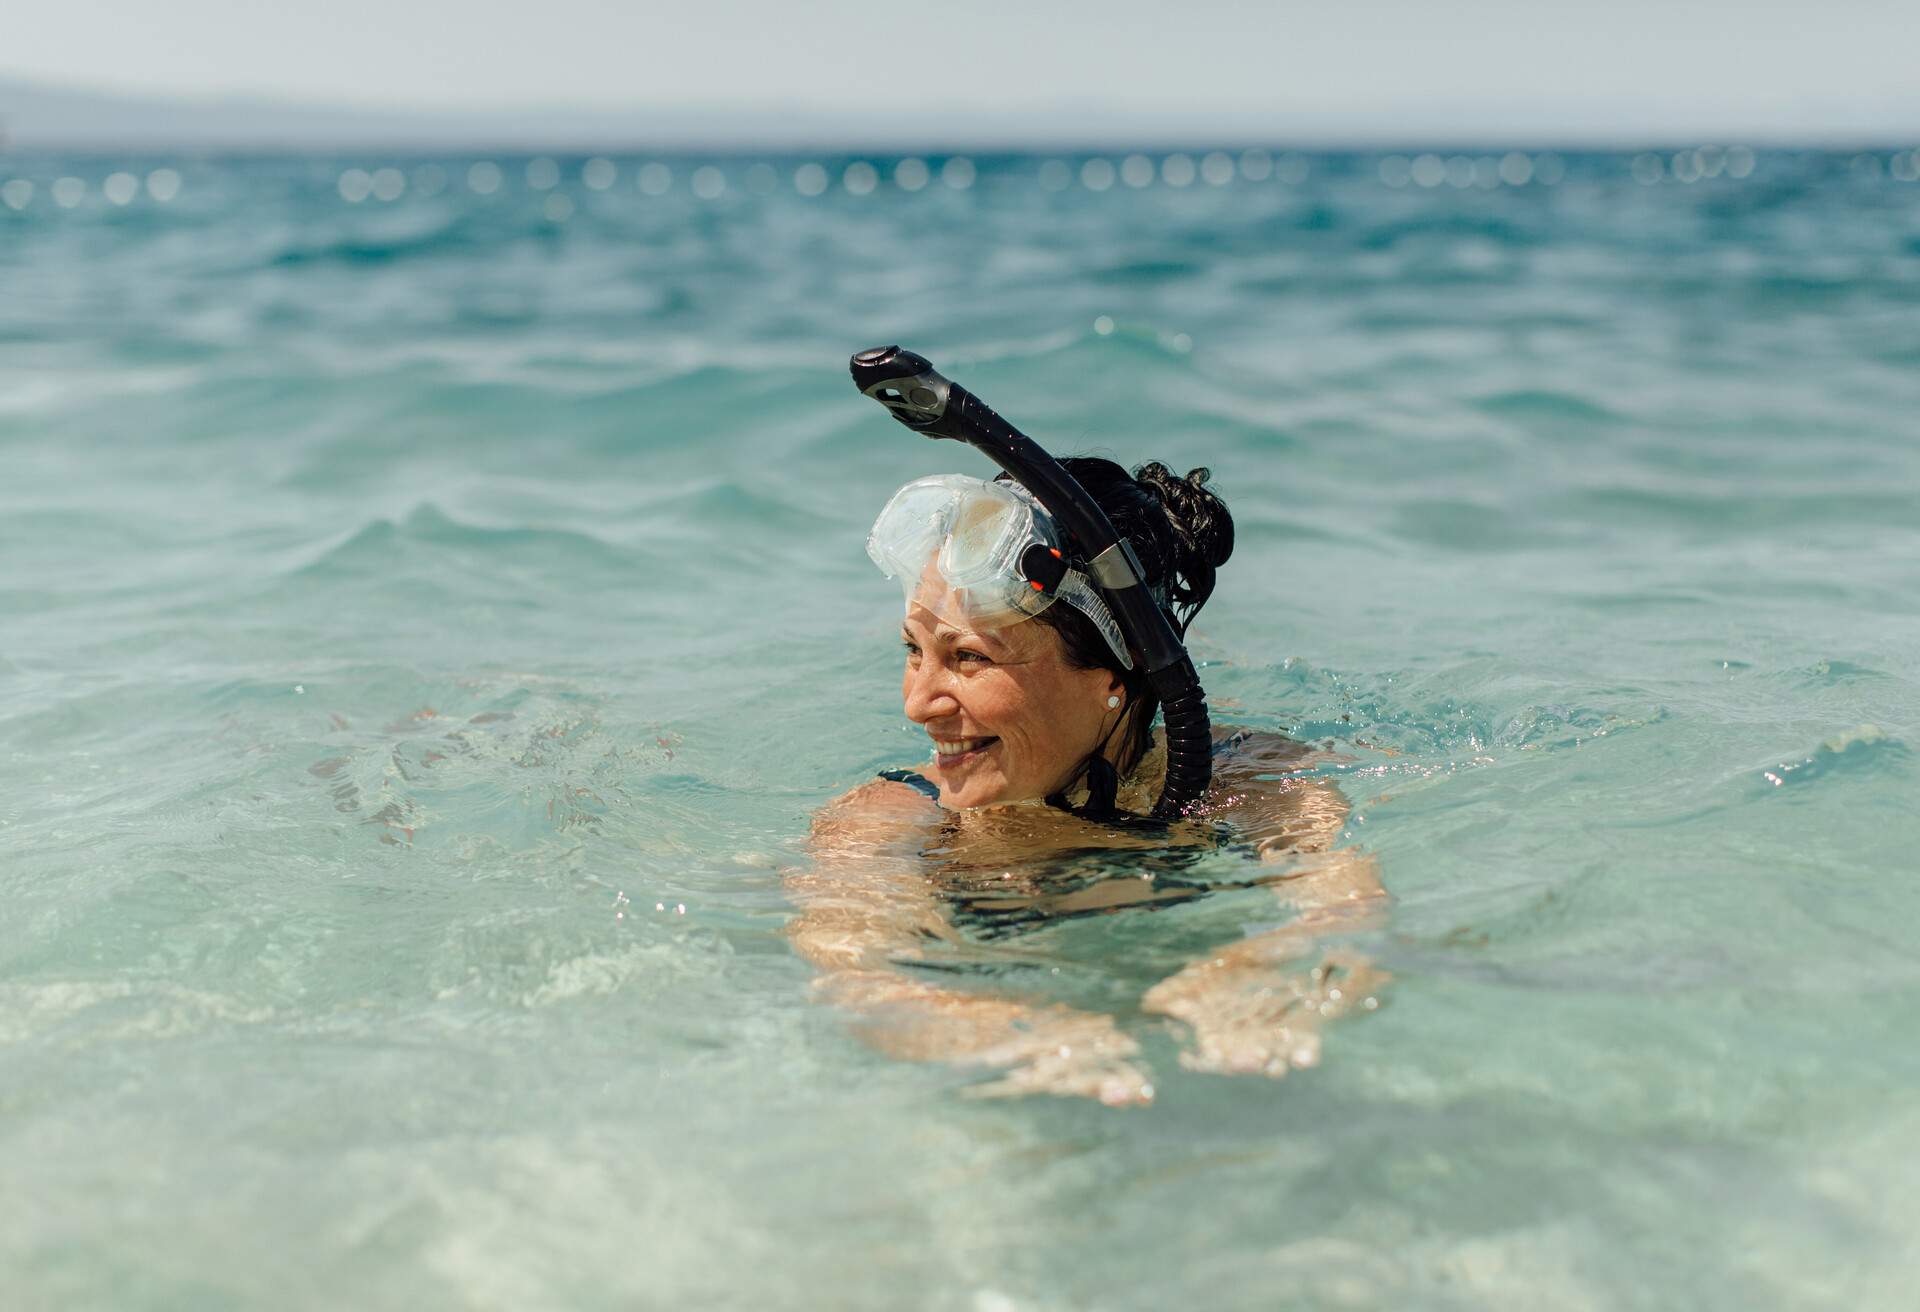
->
[4,70,1917,153]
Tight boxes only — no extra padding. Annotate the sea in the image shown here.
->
[3,146,1918,1309]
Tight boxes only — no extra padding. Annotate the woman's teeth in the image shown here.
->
[934,737,995,756]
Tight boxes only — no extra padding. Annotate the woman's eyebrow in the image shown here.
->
[903,611,1009,653]
[940,625,1008,653]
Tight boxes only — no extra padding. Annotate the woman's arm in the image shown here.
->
[786,779,1156,1105]
[1142,735,1391,1076]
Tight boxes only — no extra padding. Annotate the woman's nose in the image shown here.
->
[902,658,958,724]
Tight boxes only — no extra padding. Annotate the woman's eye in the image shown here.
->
[955,649,990,665]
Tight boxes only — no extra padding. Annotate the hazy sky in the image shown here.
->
[8,0,1920,134]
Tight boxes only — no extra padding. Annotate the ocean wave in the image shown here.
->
[435,932,736,1011]
[1753,724,1912,794]
[1386,498,1545,552]
[1357,212,1538,252]
[291,502,632,582]
[1559,485,1918,532]
[1791,659,1898,688]
[0,979,275,1044]
[1473,389,1626,427]
[1089,256,1203,284]
[294,671,675,852]
[264,220,480,269]
[668,479,835,533]
[1221,657,1655,769]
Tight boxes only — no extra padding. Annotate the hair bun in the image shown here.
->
[1132,461,1234,632]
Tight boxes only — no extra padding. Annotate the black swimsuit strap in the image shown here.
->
[877,768,942,802]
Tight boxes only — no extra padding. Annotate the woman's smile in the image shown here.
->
[932,735,999,767]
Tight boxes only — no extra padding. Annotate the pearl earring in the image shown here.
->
[1107,695,1121,709]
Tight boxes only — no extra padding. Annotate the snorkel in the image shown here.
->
[849,346,1213,821]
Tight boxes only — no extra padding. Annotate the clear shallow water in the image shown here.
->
[4,148,1919,1308]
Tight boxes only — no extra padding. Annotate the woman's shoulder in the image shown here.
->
[811,772,944,845]
[833,773,943,813]
[1212,725,1320,768]
[1112,726,1317,814]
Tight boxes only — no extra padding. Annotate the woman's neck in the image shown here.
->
[1056,731,1164,812]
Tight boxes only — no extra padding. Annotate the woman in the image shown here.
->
[787,458,1387,1106]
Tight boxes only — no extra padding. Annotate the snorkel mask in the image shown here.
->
[867,474,1134,670]
[850,346,1214,822]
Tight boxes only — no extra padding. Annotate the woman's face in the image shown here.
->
[900,597,1124,809]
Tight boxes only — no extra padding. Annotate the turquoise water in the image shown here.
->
[4,148,1919,1308]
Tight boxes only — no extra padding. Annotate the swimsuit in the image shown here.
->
[877,767,942,802]
[873,765,1229,941]
[870,732,1285,940]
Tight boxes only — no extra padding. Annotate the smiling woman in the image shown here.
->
[887,458,1223,811]
[787,449,1390,1104]
[902,605,1120,809]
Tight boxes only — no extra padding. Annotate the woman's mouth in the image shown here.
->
[933,736,999,765]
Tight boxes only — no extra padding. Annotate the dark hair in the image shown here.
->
[1009,458,1234,783]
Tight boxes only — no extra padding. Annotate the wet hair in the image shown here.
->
[1004,458,1234,783]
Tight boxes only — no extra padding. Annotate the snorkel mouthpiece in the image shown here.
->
[850,346,1214,822]
[851,346,955,432]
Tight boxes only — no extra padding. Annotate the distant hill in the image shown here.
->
[0,76,889,151]
[0,75,1329,152]
[3,74,1915,152]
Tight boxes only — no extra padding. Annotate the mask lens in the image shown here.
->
[867,475,1055,628]
[940,491,1021,583]
[868,478,959,578]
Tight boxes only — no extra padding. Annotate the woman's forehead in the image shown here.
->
[904,575,1020,647]
[903,603,1046,656]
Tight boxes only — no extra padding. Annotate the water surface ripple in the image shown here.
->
[3,149,1918,1309]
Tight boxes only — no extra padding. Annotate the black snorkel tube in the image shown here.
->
[849,345,1212,822]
